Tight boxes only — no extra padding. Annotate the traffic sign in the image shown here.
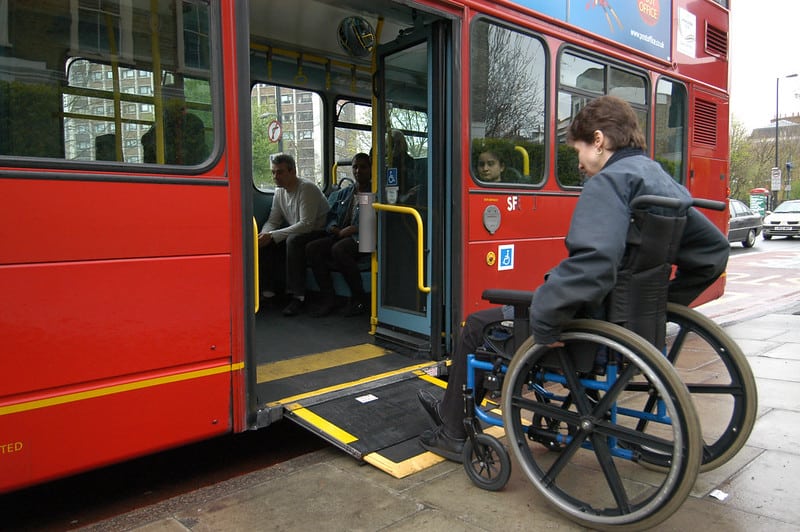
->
[771,167,782,190]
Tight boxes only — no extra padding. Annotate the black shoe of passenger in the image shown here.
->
[417,389,444,427]
[282,297,304,317]
[309,301,335,318]
[419,426,465,463]
[342,300,366,317]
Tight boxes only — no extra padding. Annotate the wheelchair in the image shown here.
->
[457,196,757,530]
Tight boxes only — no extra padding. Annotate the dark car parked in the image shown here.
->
[728,199,762,248]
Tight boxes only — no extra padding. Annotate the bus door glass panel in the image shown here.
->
[377,40,431,336]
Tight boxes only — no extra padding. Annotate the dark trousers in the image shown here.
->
[440,306,506,438]
[260,231,326,297]
[306,236,366,299]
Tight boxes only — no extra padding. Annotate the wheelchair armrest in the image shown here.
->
[475,346,513,363]
[481,289,534,315]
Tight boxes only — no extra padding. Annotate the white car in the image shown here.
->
[763,200,800,239]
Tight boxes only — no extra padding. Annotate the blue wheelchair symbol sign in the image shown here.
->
[498,244,514,271]
[386,168,398,186]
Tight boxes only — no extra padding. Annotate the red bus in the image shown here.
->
[0,0,730,492]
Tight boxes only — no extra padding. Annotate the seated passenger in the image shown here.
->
[306,153,372,317]
[258,153,330,316]
[418,96,729,462]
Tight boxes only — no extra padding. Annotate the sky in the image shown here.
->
[729,1,800,133]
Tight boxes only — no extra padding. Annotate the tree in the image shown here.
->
[731,119,800,203]
[729,119,757,199]
[471,21,545,140]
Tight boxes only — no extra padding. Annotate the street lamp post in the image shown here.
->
[775,74,799,205]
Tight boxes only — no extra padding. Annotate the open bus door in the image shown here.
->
[373,22,449,360]
[246,6,454,479]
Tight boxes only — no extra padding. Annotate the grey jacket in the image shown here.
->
[530,150,729,345]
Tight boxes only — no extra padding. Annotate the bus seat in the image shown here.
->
[253,191,273,229]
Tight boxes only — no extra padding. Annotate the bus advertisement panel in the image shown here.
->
[514,0,672,60]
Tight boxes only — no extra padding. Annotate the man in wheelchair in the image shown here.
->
[419,96,730,462]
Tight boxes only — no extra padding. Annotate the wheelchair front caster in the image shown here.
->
[462,433,511,491]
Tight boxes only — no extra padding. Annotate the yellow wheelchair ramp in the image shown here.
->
[258,344,451,478]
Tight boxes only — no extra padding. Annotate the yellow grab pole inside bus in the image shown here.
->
[514,145,530,176]
[369,17,384,335]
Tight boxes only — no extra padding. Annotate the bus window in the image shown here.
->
[654,78,687,183]
[1,0,215,167]
[557,51,648,187]
[251,83,324,191]
[470,19,546,185]
[333,99,372,186]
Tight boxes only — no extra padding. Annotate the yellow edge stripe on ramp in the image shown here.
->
[290,407,359,445]
[364,426,507,479]
[415,372,448,389]
[270,360,440,407]
[364,448,445,478]
[257,343,389,383]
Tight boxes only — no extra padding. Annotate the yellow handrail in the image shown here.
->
[514,145,530,176]
[253,218,260,314]
[371,202,430,294]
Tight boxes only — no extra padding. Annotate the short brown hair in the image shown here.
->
[271,153,296,172]
[566,96,646,151]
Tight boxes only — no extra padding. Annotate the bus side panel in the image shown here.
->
[672,0,729,92]
[464,192,576,313]
[0,177,236,491]
[0,256,231,395]
[0,178,230,264]
[0,370,232,493]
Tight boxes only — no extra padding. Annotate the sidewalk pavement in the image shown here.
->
[82,303,800,532]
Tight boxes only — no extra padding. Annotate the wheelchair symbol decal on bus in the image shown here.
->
[386,168,398,186]
[498,244,514,271]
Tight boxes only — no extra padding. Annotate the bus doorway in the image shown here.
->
[245,2,454,478]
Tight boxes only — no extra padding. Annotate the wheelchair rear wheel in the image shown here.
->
[462,433,511,491]
[636,303,757,472]
[502,320,702,531]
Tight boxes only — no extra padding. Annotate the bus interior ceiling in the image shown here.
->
[249,0,426,60]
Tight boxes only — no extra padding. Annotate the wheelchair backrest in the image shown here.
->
[605,205,688,350]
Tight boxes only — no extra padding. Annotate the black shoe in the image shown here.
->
[342,299,367,317]
[417,389,444,427]
[309,300,335,318]
[419,426,465,463]
[282,297,304,317]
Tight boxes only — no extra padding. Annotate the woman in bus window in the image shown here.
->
[476,147,505,182]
